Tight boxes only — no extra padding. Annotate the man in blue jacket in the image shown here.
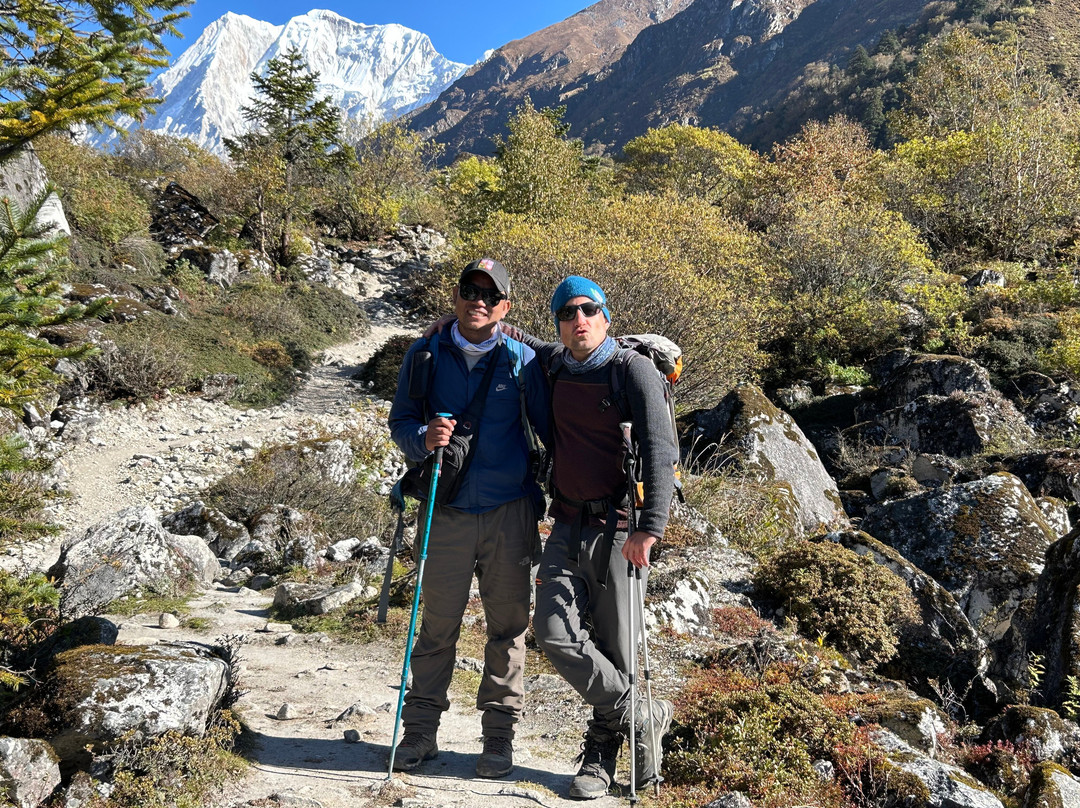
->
[387,258,548,779]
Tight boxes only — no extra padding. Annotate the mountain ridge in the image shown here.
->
[95,9,467,155]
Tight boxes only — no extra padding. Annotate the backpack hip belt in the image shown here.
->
[554,488,627,589]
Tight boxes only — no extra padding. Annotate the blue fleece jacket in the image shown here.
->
[388,329,550,513]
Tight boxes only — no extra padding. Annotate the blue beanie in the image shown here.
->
[550,275,611,329]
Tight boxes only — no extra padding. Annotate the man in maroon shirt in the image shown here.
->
[528,276,678,800]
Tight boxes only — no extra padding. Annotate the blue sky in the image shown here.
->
[164,1,595,65]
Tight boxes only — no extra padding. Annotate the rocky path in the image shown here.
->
[5,255,624,808]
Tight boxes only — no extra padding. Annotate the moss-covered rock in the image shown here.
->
[830,531,999,718]
[685,383,848,533]
[1029,527,1080,710]
[1022,761,1080,808]
[981,706,1080,764]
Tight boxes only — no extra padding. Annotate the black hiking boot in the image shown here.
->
[476,735,514,778]
[568,728,621,799]
[390,731,438,771]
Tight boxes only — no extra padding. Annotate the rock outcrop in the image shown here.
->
[49,506,220,617]
[685,383,848,533]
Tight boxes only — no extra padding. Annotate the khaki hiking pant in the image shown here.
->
[402,496,537,740]
[533,521,645,734]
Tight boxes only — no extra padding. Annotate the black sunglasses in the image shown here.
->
[556,302,604,321]
[459,282,506,307]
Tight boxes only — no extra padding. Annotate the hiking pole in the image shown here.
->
[635,567,662,797]
[621,421,639,806]
[387,413,451,779]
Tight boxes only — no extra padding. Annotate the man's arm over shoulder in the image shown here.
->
[388,337,434,463]
[503,324,561,366]
[623,353,678,537]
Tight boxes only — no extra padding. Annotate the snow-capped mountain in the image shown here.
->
[98,9,467,154]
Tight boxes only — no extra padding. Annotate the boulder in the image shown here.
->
[0,737,61,808]
[1022,762,1080,808]
[870,353,995,406]
[827,531,998,717]
[1036,496,1071,537]
[26,616,118,670]
[870,728,1005,808]
[272,580,370,617]
[966,268,1006,288]
[995,449,1080,503]
[233,506,324,574]
[42,642,229,764]
[1008,371,1080,441]
[861,473,1056,686]
[1027,527,1080,709]
[874,392,1033,457]
[980,706,1080,764]
[151,182,219,246]
[49,506,219,617]
[0,145,69,236]
[163,500,252,560]
[684,383,847,532]
[177,246,238,288]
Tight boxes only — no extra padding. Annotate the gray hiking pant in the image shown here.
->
[402,496,536,740]
[533,521,644,734]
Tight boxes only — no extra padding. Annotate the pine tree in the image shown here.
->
[846,45,874,78]
[0,187,107,411]
[225,49,343,263]
[0,0,191,161]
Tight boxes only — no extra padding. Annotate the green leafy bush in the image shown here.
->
[357,333,414,400]
[754,540,919,666]
[0,571,60,693]
[0,434,58,549]
[35,136,153,261]
[101,711,245,808]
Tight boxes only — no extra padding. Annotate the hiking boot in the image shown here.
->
[629,699,674,787]
[390,731,438,771]
[475,735,514,778]
[568,729,621,799]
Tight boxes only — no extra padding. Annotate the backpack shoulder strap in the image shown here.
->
[503,336,541,454]
[605,346,644,421]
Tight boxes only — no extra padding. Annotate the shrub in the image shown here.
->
[244,340,292,369]
[457,193,777,407]
[0,571,60,693]
[1040,310,1080,379]
[87,323,193,402]
[754,539,919,666]
[357,334,414,399]
[35,135,152,260]
[205,438,395,542]
[100,710,245,808]
[666,664,854,807]
[0,434,58,549]
[681,472,802,557]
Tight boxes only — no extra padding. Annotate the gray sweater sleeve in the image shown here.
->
[622,354,678,537]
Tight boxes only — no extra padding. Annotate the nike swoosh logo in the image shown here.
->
[496,384,509,392]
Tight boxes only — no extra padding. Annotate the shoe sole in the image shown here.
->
[391,746,439,772]
[568,786,609,800]
[568,776,611,800]
[475,760,513,779]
